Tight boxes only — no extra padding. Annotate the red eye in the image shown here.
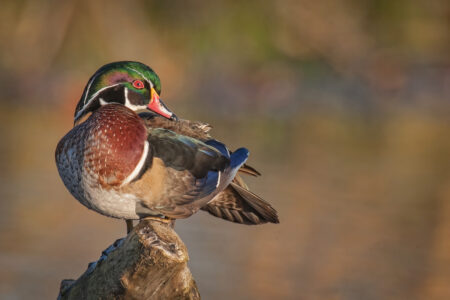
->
[132,80,145,89]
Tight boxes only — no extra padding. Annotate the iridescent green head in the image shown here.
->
[74,61,176,124]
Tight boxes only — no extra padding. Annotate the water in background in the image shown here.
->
[0,1,449,299]
[0,103,449,299]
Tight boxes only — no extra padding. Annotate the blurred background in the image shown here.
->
[0,0,449,299]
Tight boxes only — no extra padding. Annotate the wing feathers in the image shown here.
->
[147,128,229,178]
[138,116,279,225]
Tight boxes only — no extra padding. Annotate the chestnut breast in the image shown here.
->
[83,104,147,187]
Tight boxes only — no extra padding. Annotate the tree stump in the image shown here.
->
[58,219,200,299]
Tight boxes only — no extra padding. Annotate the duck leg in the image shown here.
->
[126,220,134,234]
[143,216,175,228]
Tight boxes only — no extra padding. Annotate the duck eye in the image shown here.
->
[132,80,145,89]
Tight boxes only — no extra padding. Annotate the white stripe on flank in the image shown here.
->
[216,171,221,188]
[121,141,149,186]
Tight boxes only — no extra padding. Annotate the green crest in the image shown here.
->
[82,61,162,107]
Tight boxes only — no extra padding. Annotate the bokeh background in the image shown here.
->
[1,0,449,299]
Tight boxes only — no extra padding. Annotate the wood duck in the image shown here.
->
[55,61,279,232]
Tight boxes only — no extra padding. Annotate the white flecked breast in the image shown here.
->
[56,138,142,220]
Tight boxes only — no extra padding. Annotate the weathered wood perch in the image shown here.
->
[58,219,200,299]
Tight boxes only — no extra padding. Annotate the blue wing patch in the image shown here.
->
[205,140,230,158]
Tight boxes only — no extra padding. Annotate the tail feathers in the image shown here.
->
[201,182,279,225]
[239,164,261,177]
[230,183,279,224]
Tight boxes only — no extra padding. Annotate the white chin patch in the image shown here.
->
[124,88,147,111]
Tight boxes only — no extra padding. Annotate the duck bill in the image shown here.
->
[147,88,178,120]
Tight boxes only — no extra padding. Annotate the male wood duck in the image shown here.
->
[55,61,279,232]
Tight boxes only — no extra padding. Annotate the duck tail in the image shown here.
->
[201,181,279,225]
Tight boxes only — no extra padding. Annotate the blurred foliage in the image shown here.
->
[0,0,448,113]
[0,1,449,299]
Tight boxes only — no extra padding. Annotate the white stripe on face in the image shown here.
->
[123,88,147,111]
[75,83,122,121]
[126,67,154,89]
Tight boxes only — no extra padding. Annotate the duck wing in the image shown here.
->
[138,114,278,224]
[140,114,262,177]
[139,112,212,140]
[127,128,229,219]
[147,128,227,178]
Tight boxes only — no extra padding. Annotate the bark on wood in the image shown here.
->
[58,219,200,299]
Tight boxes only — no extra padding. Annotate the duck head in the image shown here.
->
[74,61,177,125]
